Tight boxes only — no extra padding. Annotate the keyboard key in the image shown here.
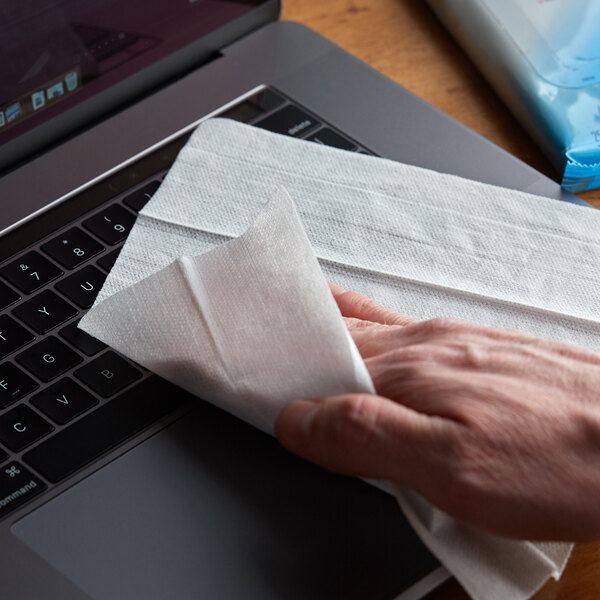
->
[0,462,46,518]
[74,351,141,397]
[0,448,7,463]
[24,376,187,482]
[0,405,53,451]
[0,315,35,360]
[255,105,320,137]
[221,88,285,122]
[220,102,262,123]
[308,128,357,150]
[1,251,62,294]
[41,227,104,269]
[13,290,77,334]
[16,337,83,382]
[97,247,121,272]
[59,321,107,356]
[0,363,38,409]
[123,180,160,212]
[0,281,20,311]
[31,378,98,425]
[55,265,106,309]
[248,88,286,112]
[83,205,136,245]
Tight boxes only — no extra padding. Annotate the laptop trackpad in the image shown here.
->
[12,405,438,599]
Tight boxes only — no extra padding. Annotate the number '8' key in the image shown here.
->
[41,227,104,270]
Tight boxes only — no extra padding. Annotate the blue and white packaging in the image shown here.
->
[428,0,600,192]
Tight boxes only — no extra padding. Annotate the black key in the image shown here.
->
[55,266,106,309]
[24,376,186,482]
[59,321,107,356]
[307,128,357,150]
[41,227,104,269]
[1,251,62,294]
[83,205,136,245]
[0,405,53,451]
[255,105,320,137]
[31,378,98,425]
[0,281,20,311]
[0,448,7,463]
[220,102,263,123]
[97,247,121,272]
[0,363,38,409]
[0,315,35,360]
[13,290,77,334]
[74,351,141,397]
[123,180,160,212]
[0,462,46,519]
[16,337,83,382]
[248,88,286,112]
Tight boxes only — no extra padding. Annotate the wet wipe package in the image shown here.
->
[428,0,600,192]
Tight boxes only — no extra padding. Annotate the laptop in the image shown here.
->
[0,2,584,599]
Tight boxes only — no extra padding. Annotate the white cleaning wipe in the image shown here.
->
[79,117,600,600]
[81,188,373,433]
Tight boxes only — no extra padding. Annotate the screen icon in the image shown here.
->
[46,82,64,100]
[65,71,78,92]
[5,102,22,123]
[0,112,5,128]
[31,91,46,110]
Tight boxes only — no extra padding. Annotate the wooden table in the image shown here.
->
[281,2,600,599]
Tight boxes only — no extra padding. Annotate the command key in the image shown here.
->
[0,462,46,519]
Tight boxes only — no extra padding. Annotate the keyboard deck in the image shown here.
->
[0,87,374,519]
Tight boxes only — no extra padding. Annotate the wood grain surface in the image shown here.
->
[280,1,600,599]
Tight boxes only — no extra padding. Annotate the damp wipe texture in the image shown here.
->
[80,118,600,600]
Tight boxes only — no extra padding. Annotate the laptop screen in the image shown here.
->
[0,0,271,171]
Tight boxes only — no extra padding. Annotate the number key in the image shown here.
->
[1,251,62,294]
[0,281,20,311]
[83,205,136,245]
[41,227,104,269]
[123,180,160,212]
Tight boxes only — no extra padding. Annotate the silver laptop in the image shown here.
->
[0,2,582,599]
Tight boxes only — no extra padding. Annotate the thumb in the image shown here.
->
[275,393,436,486]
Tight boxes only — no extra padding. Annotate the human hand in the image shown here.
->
[275,283,600,541]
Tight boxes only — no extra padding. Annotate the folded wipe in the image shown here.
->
[79,118,600,600]
[81,188,373,433]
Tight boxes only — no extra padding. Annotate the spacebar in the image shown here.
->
[23,377,188,483]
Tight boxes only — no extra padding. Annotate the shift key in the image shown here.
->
[0,462,46,519]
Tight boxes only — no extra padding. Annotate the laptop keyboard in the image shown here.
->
[0,87,373,519]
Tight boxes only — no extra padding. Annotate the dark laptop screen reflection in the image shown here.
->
[0,0,262,149]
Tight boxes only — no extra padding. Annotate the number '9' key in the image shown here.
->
[83,205,136,245]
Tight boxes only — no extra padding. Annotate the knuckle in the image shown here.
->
[346,292,376,316]
[419,317,466,336]
[329,395,379,445]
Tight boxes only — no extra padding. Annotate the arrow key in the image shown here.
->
[31,378,98,424]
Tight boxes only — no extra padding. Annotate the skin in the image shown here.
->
[275,283,600,541]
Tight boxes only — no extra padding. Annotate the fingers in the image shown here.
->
[275,393,443,487]
[328,282,417,326]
